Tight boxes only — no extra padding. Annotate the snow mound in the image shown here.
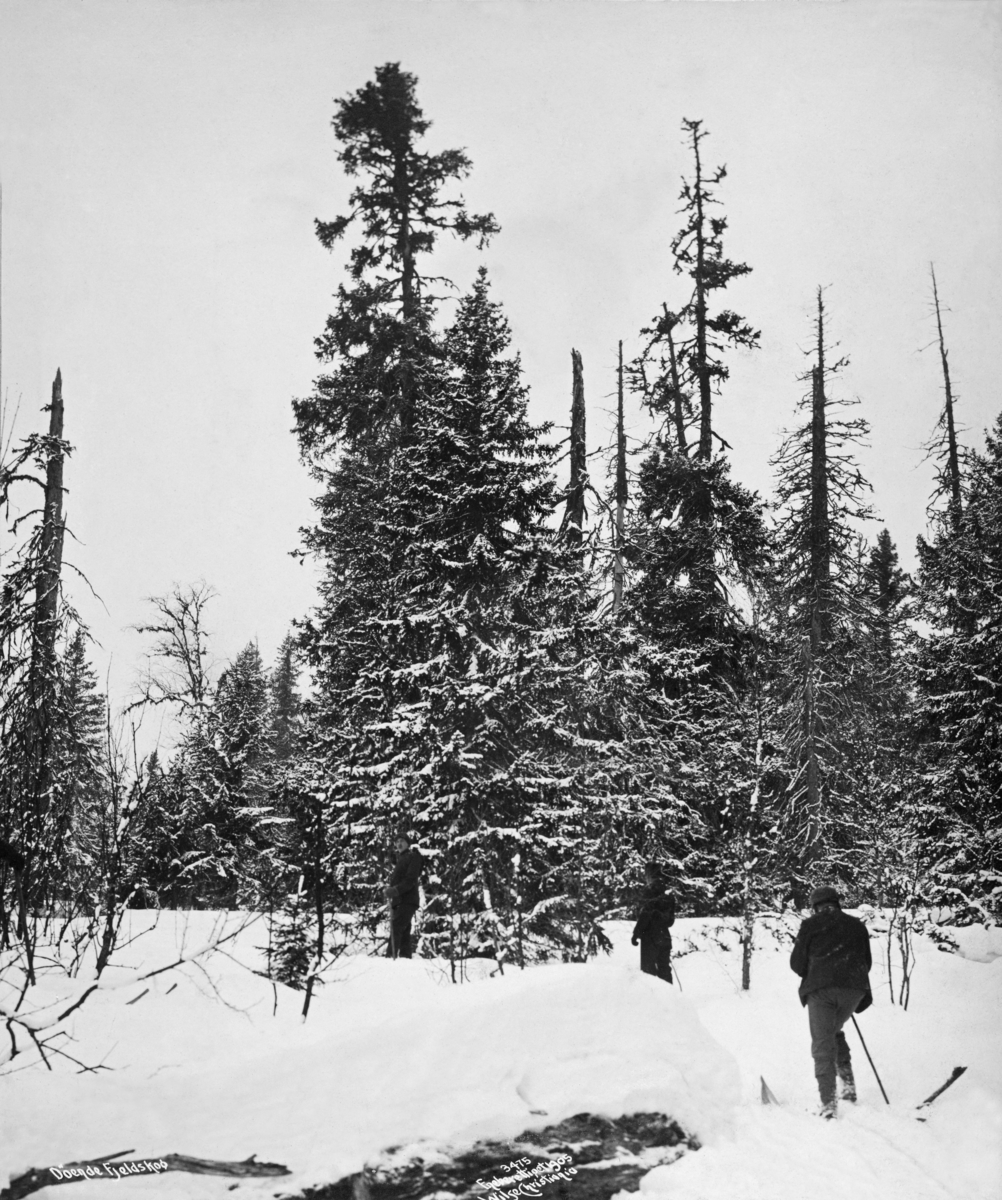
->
[0,950,738,1195]
[5,911,999,1200]
[187,959,740,1183]
[947,924,1002,963]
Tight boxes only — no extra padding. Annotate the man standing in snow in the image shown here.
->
[631,862,675,983]
[790,886,872,1118]
[384,832,424,959]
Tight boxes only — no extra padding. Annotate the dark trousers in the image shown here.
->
[640,938,673,983]
[389,907,416,959]
[806,986,864,1103]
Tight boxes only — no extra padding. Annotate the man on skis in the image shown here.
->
[631,862,675,983]
[790,885,872,1118]
[384,831,423,959]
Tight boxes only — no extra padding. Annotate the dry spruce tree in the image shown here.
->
[770,289,878,880]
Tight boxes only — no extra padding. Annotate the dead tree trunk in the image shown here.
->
[803,292,831,857]
[690,129,713,464]
[562,349,587,550]
[613,341,627,612]
[809,366,830,653]
[809,294,830,655]
[930,264,963,528]
[28,370,66,821]
[302,794,326,1018]
[664,315,689,456]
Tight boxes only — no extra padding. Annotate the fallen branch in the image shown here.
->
[1,1153,291,1199]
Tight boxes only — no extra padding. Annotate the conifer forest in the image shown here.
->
[1,49,999,1034]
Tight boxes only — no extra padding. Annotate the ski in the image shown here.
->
[760,1076,780,1105]
[916,1066,967,1111]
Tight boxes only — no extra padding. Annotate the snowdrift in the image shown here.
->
[0,914,737,1197]
[1,911,1000,1200]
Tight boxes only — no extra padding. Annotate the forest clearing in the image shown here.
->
[0,4,999,1198]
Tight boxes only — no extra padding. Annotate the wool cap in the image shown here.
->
[809,885,841,909]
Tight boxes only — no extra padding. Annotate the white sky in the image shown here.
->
[1,0,1000,736]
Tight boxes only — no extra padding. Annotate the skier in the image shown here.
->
[790,885,872,1119]
[384,831,424,959]
[631,862,675,983]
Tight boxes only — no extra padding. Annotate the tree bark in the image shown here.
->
[664,317,688,456]
[563,349,587,550]
[690,127,713,463]
[28,370,66,823]
[809,293,830,655]
[613,341,627,612]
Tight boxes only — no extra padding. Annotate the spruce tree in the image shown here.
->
[619,120,774,919]
[770,289,875,874]
[270,635,300,763]
[186,642,278,907]
[854,529,919,912]
[52,626,108,900]
[668,119,760,463]
[291,66,501,953]
[293,67,710,969]
[628,118,767,659]
[304,267,578,964]
[912,414,1002,921]
[864,530,910,673]
[294,61,498,451]
[131,630,279,908]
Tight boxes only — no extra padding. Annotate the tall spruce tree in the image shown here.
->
[293,68,716,970]
[854,529,919,912]
[912,415,1002,922]
[292,65,499,956]
[620,120,775,920]
[302,265,607,966]
[294,61,498,452]
[628,118,767,659]
[669,119,760,463]
[770,289,875,875]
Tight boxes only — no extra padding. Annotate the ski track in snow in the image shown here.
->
[0,912,999,1200]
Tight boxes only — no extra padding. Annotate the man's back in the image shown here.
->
[633,885,675,944]
[790,906,872,1007]
[387,847,423,910]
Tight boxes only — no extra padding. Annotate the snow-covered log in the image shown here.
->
[1,1152,290,1200]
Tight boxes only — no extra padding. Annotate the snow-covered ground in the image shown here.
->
[1,910,999,1200]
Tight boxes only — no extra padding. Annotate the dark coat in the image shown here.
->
[632,885,676,948]
[790,906,873,1011]
[387,848,423,912]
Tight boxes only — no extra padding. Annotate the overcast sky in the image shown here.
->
[1,0,1000,739]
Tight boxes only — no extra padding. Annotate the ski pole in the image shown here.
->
[851,1016,890,1105]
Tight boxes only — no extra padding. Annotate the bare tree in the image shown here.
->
[612,341,627,613]
[925,264,964,529]
[561,349,587,549]
[130,583,217,716]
